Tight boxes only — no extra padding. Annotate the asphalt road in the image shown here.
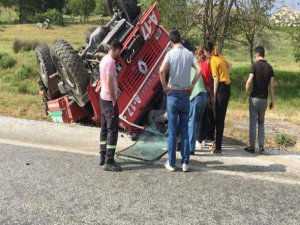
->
[1,143,300,225]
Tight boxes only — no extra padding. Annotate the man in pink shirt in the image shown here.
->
[99,39,123,172]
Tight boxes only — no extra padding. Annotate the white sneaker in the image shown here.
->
[196,141,202,150]
[201,140,206,148]
[164,162,175,172]
[182,163,189,172]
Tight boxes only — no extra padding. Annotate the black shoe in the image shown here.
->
[211,149,222,155]
[99,157,105,166]
[190,151,195,155]
[259,146,265,154]
[103,162,121,172]
[244,146,255,154]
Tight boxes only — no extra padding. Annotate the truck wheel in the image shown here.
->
[106,0,141,23]
[51,40,90,101]
[35,45,61,100]
[35,45,56,89]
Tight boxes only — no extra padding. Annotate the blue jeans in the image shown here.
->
[188,92,208,152]
[167,92,190,167]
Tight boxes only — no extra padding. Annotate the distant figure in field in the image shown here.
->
[243,46,275,153]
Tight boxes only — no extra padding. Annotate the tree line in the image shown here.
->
[0,0,299,62]
[140,0,300,63]
[0,0,107,24]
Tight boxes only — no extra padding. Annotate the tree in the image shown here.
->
[290,0,300,62]
[190,0,236,52]
[68,0,96,22]
[291,29,300,62]
[42,0,67,13]
[234,0,274,64]
[0,0,63,23]
[1,0,37,23]
[94,0,108,16]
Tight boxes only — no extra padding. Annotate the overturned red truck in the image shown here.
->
[35,1,169,131]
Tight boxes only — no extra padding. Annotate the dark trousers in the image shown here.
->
[215,83,230,150]
[199,93,215,142]
[100,98,119,163]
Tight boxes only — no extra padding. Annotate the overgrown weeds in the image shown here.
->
[275,133,296,149]
[0,52,16,69]
[13,39,44,53]
[1,62,39,95]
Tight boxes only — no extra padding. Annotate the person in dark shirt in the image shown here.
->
[243,46,275,153]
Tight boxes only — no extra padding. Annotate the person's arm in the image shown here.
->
[107,74,117,105]
[213,76,219,101]
[227,62,232,73]
[191,61,201,87]
[243,73,254,102]
[159,62,170,93]
[269,77,275,109]
[210,58,219,101]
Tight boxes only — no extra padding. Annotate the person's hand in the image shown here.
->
[163,86,171,94]
[188,84,194,95]
[269,101,274,110]
[212,93,216,105]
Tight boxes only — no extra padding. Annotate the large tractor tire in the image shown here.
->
[35,45,61,100]
[35,45,56,89]
[51,40,90,103]
[106,0,141,23]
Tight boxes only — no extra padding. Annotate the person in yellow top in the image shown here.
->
[204,42,231,154]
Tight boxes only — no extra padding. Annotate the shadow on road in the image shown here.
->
[189,159,286,173]
[116,160,162,171]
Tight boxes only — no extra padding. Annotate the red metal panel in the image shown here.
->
[47,96,89,124]
[120,30,170,130]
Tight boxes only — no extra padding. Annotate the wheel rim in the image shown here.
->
[38,58,49,88]
[58,61,76,88]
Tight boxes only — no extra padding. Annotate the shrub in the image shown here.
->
[13,39,42,53]
[13,64,34,82]
[35,9,64,26]
[18,82,29,94]
[275,133,296,149]
[0,52,16,69]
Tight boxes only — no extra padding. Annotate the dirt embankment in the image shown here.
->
[225,115,299,152]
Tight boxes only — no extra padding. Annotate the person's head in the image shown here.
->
[169,29,181,46]
[109,39,123,59]
[195,46,206,63]
[254,46,265,59]
[204,41,220,59]
[204,41,213,58]
[182,39,196,53]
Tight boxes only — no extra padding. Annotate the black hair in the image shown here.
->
[110,39,123,50]
[254,46,265,57]
[169,30,181,44]
[204,41,214,53]
[182,39,196,53]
